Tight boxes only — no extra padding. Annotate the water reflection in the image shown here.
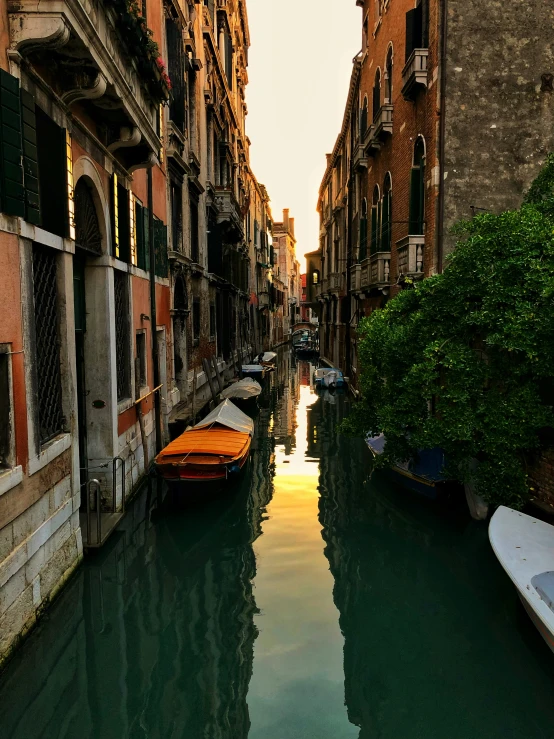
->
[1,349,554,739]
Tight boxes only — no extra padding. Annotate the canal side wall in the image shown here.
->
[0,472,83,669]
[528,448,554,514]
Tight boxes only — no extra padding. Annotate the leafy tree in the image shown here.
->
[344,155,554,508]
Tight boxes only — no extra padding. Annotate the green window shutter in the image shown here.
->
[117,181,130,263]
[370,206,378,255]
[135,201,145,270]
[20,89,41,225]
[143,206,150,271]
[0,69,25,218]
[382,191,392,251]
[359,217,367,261]
[409,168,421,234]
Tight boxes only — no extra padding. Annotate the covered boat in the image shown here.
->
[366,433,446,500]
[221,378,262,401]
[241,364,266,380]
[314,367,345,389]
[155,400,254,485]
[489,506,554,654]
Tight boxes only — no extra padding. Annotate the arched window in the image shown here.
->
[373,69,381,121]
[360,96,368,139]
[382,173,392,252]
[370,185,381,255]
[312,270,320,285]
[409,137,426,235]
[359,198,368,261]
[385,46,393,104]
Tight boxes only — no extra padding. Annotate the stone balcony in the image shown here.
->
[215,188,244,241]
[258,291,270,308]
[402,49,429,101]
[396,235,425,278]
[350,264,361,293]
[370,252,391,289]
[8,0,165,166]
[372,104,393,141]
[328,271,346,294]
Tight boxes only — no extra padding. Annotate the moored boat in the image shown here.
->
[241,364,266,380]
[366,433,447,500]
[314,367,346,390]
[489,506,554,654]
[221,378,262,413]
[155,400,254,486]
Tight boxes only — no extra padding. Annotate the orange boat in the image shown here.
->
[155,400,254,485]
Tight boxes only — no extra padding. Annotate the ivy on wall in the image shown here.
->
[343,155,554,508]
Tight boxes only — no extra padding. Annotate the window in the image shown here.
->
[32,244,64,443]
[135,199,150,271]
[136,331,147,389]
[409,137,426,235]
[0,348,13,468]
[405,0,429,62]
[193,298,201,343]
[360,96,368,139]
[312,270,320,285]
[166,17,186,132]
[36,107,67,237]
[114,270,131,401]
[110,175,131,261]
[190,192,199,263]
[382,173,392,252]
[170,180,183,251]
[370,185,381,255]
[373,69,381,121]
[209,303,216,339]
[359,199,368,261]
[385,46,393,103]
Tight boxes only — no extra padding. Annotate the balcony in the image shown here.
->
[396,235,425,278]
[402,49,429,101]
[352,140,369,172]
[333,186,346,212]
[360,260,370,291]
[350,264,361,293]
[215,188,244,241]
[372,104,393,140]
[370,252,391,289]
[9,0,165,165]
[328,271,345,294]
[364,125,382,156]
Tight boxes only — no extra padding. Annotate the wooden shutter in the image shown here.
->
[405,6,423,62]
[117,181,130,263]
[20,89,40,225]
[135,201,145,270]
[143,206,150,271]
[0,69,25,217]
[409,168,424,235]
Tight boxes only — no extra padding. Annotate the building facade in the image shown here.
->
[315,0,554,381]
[0,0,273,665]
[272,209,301,343]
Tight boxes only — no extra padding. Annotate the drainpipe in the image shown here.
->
[148,168,163,455]
[436,0,448,275]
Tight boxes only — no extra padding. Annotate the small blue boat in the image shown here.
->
[366,433,446,499]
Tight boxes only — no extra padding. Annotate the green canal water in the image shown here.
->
[1,349,554,738]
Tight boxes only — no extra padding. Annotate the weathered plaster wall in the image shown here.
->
[443,0,554,250]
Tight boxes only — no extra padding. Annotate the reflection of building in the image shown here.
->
[272,347,300,455]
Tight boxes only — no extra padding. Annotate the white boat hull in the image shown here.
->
[489,506,554,654]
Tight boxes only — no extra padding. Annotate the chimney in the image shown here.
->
[289,217,295,238]
[283,208,289,232]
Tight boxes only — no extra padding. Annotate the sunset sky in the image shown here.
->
[246,1,361,269]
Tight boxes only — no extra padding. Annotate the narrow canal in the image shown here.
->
[1,348,554,739]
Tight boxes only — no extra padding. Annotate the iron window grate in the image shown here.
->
[32,244,64,444]
[114,270,130,401]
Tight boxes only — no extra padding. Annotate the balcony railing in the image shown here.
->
[396,235,425,278]
[215,188,244,239]
[372,104,393,140]
[360,260,370,291]
[402,49,429,101]
[370,252,391,287]
[350,264,361,293]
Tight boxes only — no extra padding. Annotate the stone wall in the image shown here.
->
[443,0,554,252]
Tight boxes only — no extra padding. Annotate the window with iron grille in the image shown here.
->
[0,348,13,468]
[32,244,64,444]
[114,270,131,401]
[192,298,200,343]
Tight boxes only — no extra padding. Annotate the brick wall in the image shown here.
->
[528,448,554,510]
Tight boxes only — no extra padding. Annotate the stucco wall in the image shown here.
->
[443,0,554,251]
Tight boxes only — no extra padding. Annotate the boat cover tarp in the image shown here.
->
[242,364,265,374]
[366,433,386,455]
[221,378,262,400]
[194,399,254,436]
[156,428,250,462]
[262,352,277,363]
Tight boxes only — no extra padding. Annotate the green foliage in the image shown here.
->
[345,155,554,508]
